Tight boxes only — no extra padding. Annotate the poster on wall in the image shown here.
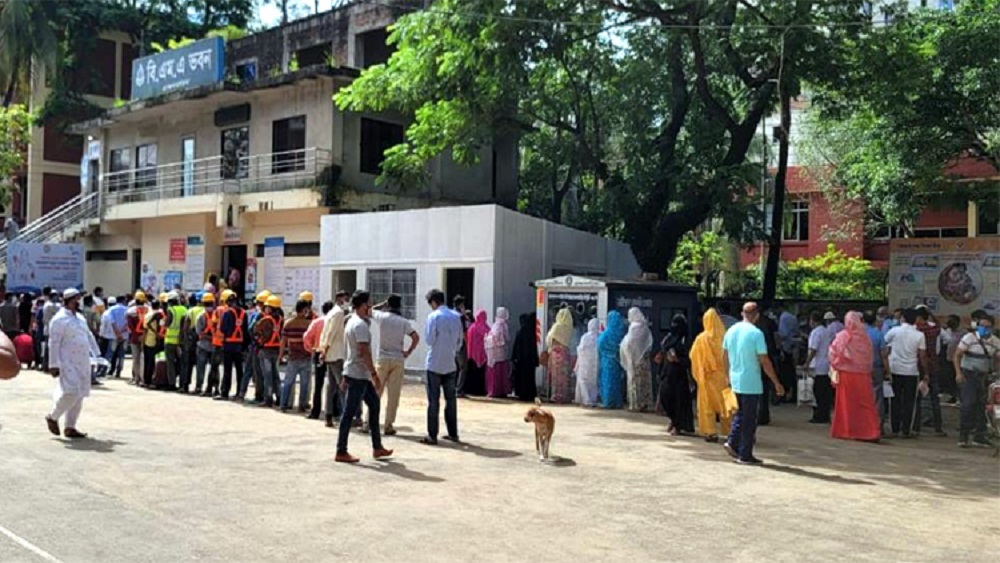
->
[263,237,285,298]
[889,238,1000,322]
[163,270,183,292]
[245,258,257,294]
[282,267,320,310]
[169,238,186,263]
[184,235,205,291]
[141,262,158,295]
[545,291,600,352]
[5,242,84,294]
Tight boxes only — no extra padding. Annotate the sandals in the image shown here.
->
[45,416,60,436]
[64,428,88,439]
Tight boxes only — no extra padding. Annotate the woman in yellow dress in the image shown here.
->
[690,308,731,442]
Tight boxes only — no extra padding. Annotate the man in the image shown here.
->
[876,306,891,332]
[163,292,188,391]
[142,298,166,388]
[804,310,834,424]
[318,291,350,427]
[218,290,246,401]
[722,302,785,465]
[304,301,334,421]
[754,308,780,423]
[882,308,903,338]
[372,294,420,436]
[4,215,19,241]
[41,290,61,370]
[453,295,472,397]
[252,295,284,408]
[864,310,889,435]
[92,286,106,316]
[194,293,221,396]
[44,288,101,439]
[0,293,19,338]
[299,291,315,318]
[181,293,202,393]
[421,289,464,445]
[335,290,392,463]
[126,291,149,385]
[100,297,128,379]
[953,313,999,447]
[884,308,929,438]
[717,303,739,329]
[776,304,799,403]
[238,290,270,404]
[824,311,844,336]
[914,305,946,437]
[279,300,313,412]
[18,292,33,334]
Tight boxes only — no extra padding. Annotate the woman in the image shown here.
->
[829,311,880,442]
[485,307,512,398]
[656,315,694,434]
[574,319,600,407]
[620,307,654,412]
[464,309,490,396]
[512,313,539,402]
[545,308,575,403]
[690,309,731,442]
[598,311,627,409]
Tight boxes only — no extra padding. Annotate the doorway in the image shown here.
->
[332,270,357,297]
[444,268,475,310]
[181,136,196,196]
[132,249,142,292]
[222,245,247,301]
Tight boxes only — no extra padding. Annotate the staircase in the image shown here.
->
[0,192,102,270]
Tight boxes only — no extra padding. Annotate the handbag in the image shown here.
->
[721,387,739,416]
[797,375,816,406]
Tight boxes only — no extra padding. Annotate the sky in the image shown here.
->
[256,0,342,28]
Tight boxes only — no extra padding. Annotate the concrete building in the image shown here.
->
[7,1,518,297]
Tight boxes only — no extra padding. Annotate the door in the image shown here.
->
[444,268,475,310]
[132,249,142,292]
[181,136,196,196]
[222,245,248,301]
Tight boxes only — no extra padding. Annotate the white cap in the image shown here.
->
[107,296,117,305]
[823,311,836,321]
[63,288,81,300]
[167,291,180,301]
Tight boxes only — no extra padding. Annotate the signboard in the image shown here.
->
[888,238,1000,323]
[169,238,186,263]
[245,258,258,294]
[163,270,184,292]
[5,242,84,294]
[223,227,242,244]
[263,237,285,297]
[184,235,206,291]
[131,37,225,101]
[282,267,320,311]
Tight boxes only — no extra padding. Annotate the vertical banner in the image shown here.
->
[263,237,285,298]
[141,262,158,295]
[169,238,186,263]
[245,258,258,294]
[184,235,205,291]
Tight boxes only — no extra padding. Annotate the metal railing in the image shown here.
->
[0,192,101,265]
[103,147,334,206]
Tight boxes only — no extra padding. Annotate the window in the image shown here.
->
[135,144,157,190]
[221,126,249,179]
[294,44,331,68]
[272,116,306,173]
[978,195,999,236]
[872,225,906,240]
[236,60,258,83]
[253,242,320,258]
[358,28,393,68]
[108,148,131,192]
[783,200,809,241]
[42,124,83,164]
[86,250,128,262]
[368,268,417,319]
[360,118,404,175]
[914,227,969,238]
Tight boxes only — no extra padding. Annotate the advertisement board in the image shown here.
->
[131,37,225,101]
[5,242,84,294]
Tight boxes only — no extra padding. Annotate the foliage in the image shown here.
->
[743,244,886,301]
[152,37,197,52]
[0,0,59,106]
[0,104,31,205]
[666,230,726,293]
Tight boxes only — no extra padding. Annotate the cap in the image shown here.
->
[220,289,236,302]
[914,303,929,312]
[265,295,282,308]
[201,293,216,304]
[134,290,147,302]
[255,290,271,303]
[823,312,836,321]
[298,291,314,302]
[166,291,180,302]
[63,288,81,300]
[107,296,117,305]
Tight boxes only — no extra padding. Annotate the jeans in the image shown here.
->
[336,377,383,454]
[165,343,183,389]
[812,374,832,423]
[281,358,312,409]
[958,370,988,442]
[258,348,280,405]
[426,370,458,441]
[102,338,126,378]
[727,393,761,461]
[196,347,220,394]
[917,369,943,432]
[221,349,244,399]
[890,375,919,436]
[309,354,327,418]
[239,348,261,399]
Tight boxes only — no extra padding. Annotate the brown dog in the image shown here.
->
[524,398,555,461]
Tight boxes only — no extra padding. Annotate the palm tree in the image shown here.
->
[0,0,59,107]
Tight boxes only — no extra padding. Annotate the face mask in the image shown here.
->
[977,326,991,338]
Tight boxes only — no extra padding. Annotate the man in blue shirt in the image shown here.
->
[864,310,889,434]
[722,302,785,465]
[421,288,465,445]
[101,296,128,378]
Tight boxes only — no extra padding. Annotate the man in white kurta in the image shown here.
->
[45,288,101,439]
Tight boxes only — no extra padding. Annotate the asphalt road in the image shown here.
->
[1,366,998,562]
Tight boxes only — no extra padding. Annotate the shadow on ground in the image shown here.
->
[61,438,125,453]
[353,460,445,483]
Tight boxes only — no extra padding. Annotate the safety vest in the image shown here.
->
[225,308,246,344]
[131,305,148,336]
[198,308,215,343]
[261,314,281,349]
[211,305,228,348]
[164,304,188,345]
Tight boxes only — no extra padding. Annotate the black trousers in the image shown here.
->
[812,374,832,423]
[143,344,158,387]
[309,353,327,418]
[758,377,772,425]
[221,350,244,399]
[890,375,919,435]
[779,353,797,402]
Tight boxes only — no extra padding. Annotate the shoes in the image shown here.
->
[971,438,993,448]
[305,413,320,420]
[213,396,228,401]
[704,435,719,443]
[244,399,261,406]
[373,448,394,459]
[280,407,289,413]
[444,435,460,443]
[958,439,969,448]
[63,428,88,439]
[735,457,764,465]
[360,423,370,434]
[384,426,397,436]
[722,442,738,459]
[934,430,948,438]
[419,437,438,446]
[325,417,334,428]
[335,452,360,463]
[44,416,60,436]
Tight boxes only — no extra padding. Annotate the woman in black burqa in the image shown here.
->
[512,313,539,401]
[656,315,695,435]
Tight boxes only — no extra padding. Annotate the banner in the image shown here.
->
[184,235,205,291]
[888,238,1000,323]
[5,242,84,294]
[245,258,258,294]
[263,237,285,298]
[169,238,186,263]
[141,262,158,295]
[131,36,225,101]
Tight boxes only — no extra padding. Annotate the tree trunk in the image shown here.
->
[3,62,21,108]
[282,0,290,24]
[763,90,792,306]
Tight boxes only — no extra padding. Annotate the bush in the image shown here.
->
[744,244,886,301]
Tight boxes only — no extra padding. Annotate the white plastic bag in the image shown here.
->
[798,375,816,407]
[882,381,895,399]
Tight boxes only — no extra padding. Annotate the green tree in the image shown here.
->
[0,0,59,107]
[0,104,31,204]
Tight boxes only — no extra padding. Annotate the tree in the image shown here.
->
[0,104,31,205]
[0,0,59,107]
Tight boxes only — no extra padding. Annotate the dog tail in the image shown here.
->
[534,397,542,407]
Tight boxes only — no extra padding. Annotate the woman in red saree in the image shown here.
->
[829,311,881,442]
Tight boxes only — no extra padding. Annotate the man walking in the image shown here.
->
[884,308,929,438]
[318,291,350,427]
[335,291,393,463]
[44,289,101,439]
[776,304,799,403]
[372,294,420,436]
[722,302,784,465]
[420,289,464,445]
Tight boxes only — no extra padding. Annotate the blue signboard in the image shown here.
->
[131,37,225,101]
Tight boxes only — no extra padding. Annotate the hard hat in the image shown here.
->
[158,292,168,303]
[220,289,236,302]
[255,290,271,303]
[265,295,282,308]
[134,290,147,302]
[201,292,216,304]
[299,291,314,302]
[167,291,180,302]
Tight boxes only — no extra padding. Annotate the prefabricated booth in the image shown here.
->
[319,204,641,371]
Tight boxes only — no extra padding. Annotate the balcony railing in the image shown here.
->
[102,147,334,206]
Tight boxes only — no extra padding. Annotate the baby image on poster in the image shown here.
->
[937,262,979,305]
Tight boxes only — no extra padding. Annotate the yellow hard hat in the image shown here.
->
[220,289,236,302]
[298,291,314,302]
[201,292,215,304]
[134,290,146,302]
[265,295,282,308]
[158,292,168,303]
[255,290,271,303]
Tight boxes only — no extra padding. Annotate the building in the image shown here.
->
[5,1,518,297]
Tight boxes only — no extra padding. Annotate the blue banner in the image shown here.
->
[131,37,225,101]
[6,242,84,294]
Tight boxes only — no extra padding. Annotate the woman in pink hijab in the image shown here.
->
[485,307,512,398]
[829,311,881,442]
[464,309,490,396]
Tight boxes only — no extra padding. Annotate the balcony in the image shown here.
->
[101,147,335,214]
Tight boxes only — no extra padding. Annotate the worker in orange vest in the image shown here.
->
[253,295,283,408]
[126,290,148,386]
[194,293,222,397]
[217,290,247,401]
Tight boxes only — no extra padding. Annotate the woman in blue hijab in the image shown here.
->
[598,311,628,409]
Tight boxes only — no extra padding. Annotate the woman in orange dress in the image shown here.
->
[829,311,881,442]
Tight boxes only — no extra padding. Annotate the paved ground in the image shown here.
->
[0,365,998,563]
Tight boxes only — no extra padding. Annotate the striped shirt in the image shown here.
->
[282,314,312,360]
